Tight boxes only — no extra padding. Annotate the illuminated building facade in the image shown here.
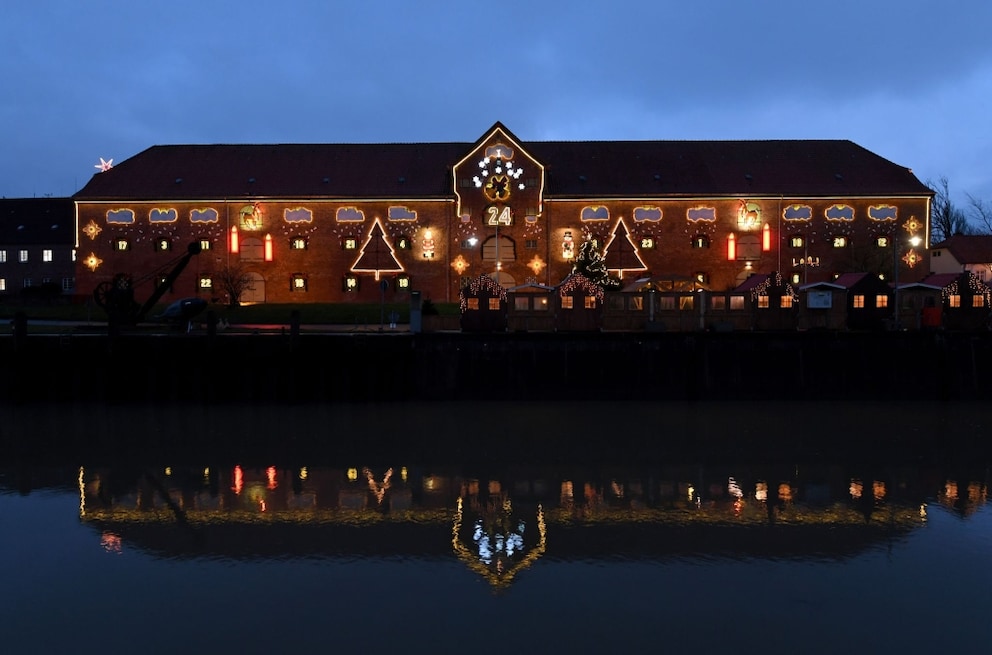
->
[72,122,933,305]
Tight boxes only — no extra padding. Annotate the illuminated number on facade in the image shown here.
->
[486,205,513,226]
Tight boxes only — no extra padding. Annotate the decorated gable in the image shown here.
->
[452,122,545,225]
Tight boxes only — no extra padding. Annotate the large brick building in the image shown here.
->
[72,122,932,305]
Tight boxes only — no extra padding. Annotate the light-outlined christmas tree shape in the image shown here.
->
[572,236,620,289]
[351,218,404,280]
[603,218,647,280]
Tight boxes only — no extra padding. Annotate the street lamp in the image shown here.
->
[892,233,923,329]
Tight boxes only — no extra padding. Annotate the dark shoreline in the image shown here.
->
[3,330,990,405]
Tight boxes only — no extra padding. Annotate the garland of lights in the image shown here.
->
[750,271,799,302]
[459,273,508,312]
[559,273,605,302]
[941,273,992,305]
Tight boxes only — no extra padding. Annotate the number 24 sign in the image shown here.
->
[486,205,513,226]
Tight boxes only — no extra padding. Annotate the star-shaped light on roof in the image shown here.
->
[94,157,113,172]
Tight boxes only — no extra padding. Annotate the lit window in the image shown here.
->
[948,295,961,308]
[42,249,53,262]
[711,296,726,310]
[199,277,212,289]
[790,236,804,248]
[695,272,709,284]
[757,296,770,309]
[0,279,5,291]
[730,296,744,310]
[343,276,359,291]
[973,296,985,308]
[344,238,358,250]
[396,275,410,290]
[397,236,411,250]
[692,235,710,249]
[291,237,307,250]
[292,275,307,291]
[114,239,129,252]
[584,296,596,309]
[853,294,865,308]
[877,236,890,248]
[534,297,549,311]
[467,298,479,310]
[630,296,643,311]
[200,239,211,251]
[156,239,171,252]
[679,296,694,310]
[790,273,801,284]
[561,296,574,309]
[658,297,675,310]
[875,294,888,308]
[488,298,501,310]
[19,250,28,263]
[640,237,654,249]
[832,236,847,248]
[0,250,6,262]
[780,296,793,308]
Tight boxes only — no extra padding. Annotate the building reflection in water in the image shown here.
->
[68,459,991,590]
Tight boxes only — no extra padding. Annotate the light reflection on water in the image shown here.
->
[1,401,991,653]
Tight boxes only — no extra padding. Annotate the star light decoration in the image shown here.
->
[94,158,113,172]
[81,220,102,240]
[83,253,103,272]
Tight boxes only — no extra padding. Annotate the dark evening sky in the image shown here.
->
[3,0,990,205]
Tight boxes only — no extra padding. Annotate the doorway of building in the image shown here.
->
[242,272,265,303]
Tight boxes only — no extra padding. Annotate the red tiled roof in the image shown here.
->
[931,235,992,265]
[72,131,932,201]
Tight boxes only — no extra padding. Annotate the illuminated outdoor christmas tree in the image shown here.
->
[572,237,620,289]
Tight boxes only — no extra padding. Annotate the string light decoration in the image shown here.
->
[459,273,507,313]
[749,271,799,303]
[558,272,604,303]
[941,272,992,307]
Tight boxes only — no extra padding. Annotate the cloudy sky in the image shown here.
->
[3,0,990,207]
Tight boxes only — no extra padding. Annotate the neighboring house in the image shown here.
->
[72,122,933,306]
[929,235,992,281]
[0,197,75,299]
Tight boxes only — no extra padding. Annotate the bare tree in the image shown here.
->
[966,193,992,234]
[928,176,970,243]
[215,263,252,308]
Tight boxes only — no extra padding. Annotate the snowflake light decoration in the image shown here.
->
[473,154,525,192]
